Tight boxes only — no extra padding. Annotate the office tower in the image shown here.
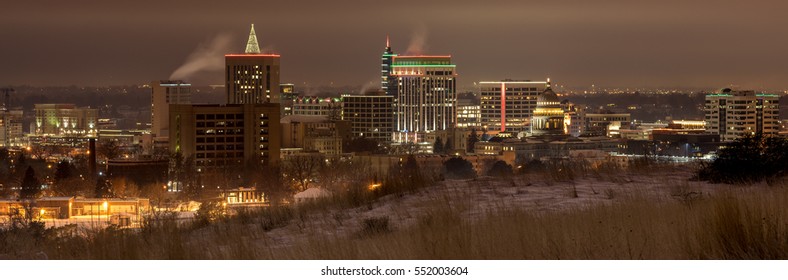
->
[392,55,457,143]
[704,88,780,141]
[341,92,394,143]
[381,36,397,96]
[456,97,481,128]
[34,104,98,136]
[151,80,191,138]
[0,110,23,147]
[226,24,280,104]
[478,80,549,134]
[169,103,281,170]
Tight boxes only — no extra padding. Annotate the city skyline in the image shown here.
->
[2,1,788,91]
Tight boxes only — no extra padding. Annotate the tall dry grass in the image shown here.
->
[272,186,788,259]
[2,178,788,259]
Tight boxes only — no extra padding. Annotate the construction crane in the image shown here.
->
[1,87,14,147]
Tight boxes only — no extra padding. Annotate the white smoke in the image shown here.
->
[359,80,378,95]
[170,34,235,81]
[405,25,428,55]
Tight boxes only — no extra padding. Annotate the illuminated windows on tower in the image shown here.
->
[226,24,281,105]
[391,55,457,143]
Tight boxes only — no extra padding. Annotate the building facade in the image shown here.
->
[456,97,481,128]
[584,112,632,137]
[704,88,780,142]
[479,80,549,133]
[151,80,191,138]
[392,55,457,143]
[33,104,98,136]
[280,115,351,156]
[341,92,394,142]
[280,83,297,116]
[0,110,23,147]
[226,24,280,104]
[169,103,281,169]
[291,96,343,119]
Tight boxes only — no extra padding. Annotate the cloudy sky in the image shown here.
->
[2,0,787,91]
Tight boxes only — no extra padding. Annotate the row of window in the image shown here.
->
[196,114,243,120]
[482,88,542,92]
[196,144,244,151]
[196,129,243,136]
[196,136,244,143]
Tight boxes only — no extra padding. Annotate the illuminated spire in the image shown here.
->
[245,24,261,54]
[386,35,390,48]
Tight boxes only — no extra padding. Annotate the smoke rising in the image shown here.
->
[170,34,234,81]
[405,25,428,55]
[359,80,378,94]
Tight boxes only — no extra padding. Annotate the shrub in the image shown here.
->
[697,134,788,183]
[486,160,514,178]
[443,157,476,179]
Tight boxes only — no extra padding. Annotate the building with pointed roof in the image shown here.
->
[226,24,281,105]
[381,36,397,96]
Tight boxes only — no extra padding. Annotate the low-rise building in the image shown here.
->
[281,115,351,156]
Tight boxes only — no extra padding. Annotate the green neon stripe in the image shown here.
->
[391,65,456,67]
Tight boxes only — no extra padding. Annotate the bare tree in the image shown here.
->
[283,154,326,192]
[318,157,373,193]
[98,139,121,160]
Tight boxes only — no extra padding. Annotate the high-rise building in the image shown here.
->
[381,36,397,96]
[151,80,191,138]
[0,110,23,147]
[34,104,98,136]
[341,92,394,142]
[226,24,280,105]
[478,80,549,134]
[392,55,457,143]
[280,83,297,117]
[169,103,281,170]
[704,88,780,142]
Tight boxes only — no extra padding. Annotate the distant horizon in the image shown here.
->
[3,83,787,94]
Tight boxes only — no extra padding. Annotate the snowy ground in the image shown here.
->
[254,168,731,249]
[6,168,736,248]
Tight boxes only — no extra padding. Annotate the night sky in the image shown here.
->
[2,0,787,91]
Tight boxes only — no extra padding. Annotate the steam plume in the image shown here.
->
[170,34,234,80]
[405,25,428,55]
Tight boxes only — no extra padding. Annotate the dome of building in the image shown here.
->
[536,88,561,105]
[530,87,566,137]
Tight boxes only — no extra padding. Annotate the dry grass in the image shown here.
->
[2,172,788,260]
[270,186,788,259]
